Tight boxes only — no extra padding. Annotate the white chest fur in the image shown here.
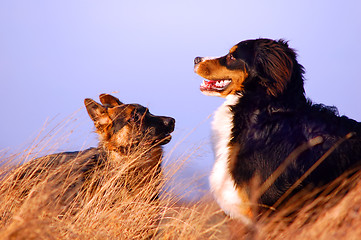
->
[209,94,251,223]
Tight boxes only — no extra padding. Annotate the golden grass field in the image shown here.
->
[1,121,361,240]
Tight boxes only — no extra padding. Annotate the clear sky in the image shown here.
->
[1,1,361,186]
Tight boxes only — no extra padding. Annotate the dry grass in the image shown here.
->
[1,126,361,239]
[0,147,233,240]
[256,168,361,240]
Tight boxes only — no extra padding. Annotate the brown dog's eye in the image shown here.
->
[129,111,140,123]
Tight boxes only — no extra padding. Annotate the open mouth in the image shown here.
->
[200,79,231,92]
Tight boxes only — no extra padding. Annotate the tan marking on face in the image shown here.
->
[124,105,136,118]
[111,125,132,147]
[195,58,248,98]
[95,105,139,152]
[229,45,238,54]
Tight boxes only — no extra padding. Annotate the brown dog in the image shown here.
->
[9,94,175,214]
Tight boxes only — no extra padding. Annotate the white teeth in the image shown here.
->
[216,80,231,88]
[200,79,231,90]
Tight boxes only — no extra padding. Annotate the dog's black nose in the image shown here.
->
[162,117,175,133]
[194,57,203,65]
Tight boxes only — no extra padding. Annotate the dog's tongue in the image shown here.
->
[200,80,215,91]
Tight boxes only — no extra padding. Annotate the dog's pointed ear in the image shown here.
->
[84,98,112,131]
[99,94,123,108]
[255,41,294,97]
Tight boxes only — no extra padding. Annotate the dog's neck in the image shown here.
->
[99,143,163,170]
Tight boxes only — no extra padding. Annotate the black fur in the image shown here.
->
[228,39,361,206]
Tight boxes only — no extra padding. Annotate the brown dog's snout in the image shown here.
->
[194,56,203,65]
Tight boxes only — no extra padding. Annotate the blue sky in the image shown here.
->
[1,1,361,183]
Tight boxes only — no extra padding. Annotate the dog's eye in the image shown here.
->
[228,53,236,62]
[129,112,140,122]
[226,54,236,65]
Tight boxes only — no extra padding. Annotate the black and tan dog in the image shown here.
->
[194,38,361,223]
[12,94,175,211]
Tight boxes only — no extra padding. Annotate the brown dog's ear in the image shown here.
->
[84,98,112,131]
[255,41,294,97]
[99,94,123,108]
